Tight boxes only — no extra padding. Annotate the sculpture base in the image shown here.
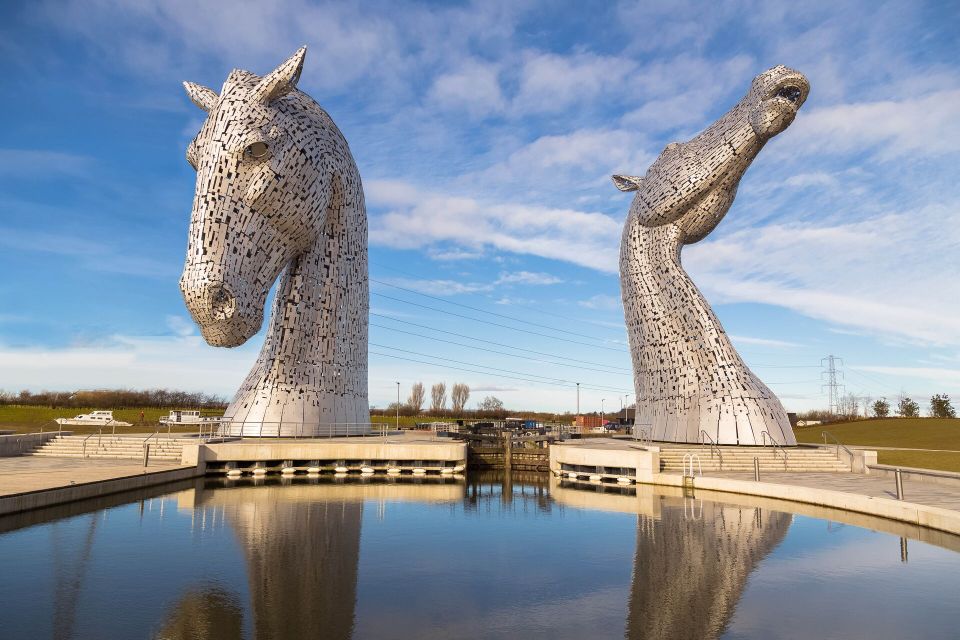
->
[636,395,796,446]
[221,386,370,438]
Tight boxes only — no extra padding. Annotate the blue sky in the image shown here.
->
[1,0,958,413]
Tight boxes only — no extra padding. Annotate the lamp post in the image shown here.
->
[575,382,580,434]
[396,382,400,431]
[601,398,605,429]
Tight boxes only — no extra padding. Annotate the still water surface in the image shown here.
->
[1,475,958,639]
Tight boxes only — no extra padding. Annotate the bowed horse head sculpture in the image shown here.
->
[615,65,808,446]
[180,47,369,436]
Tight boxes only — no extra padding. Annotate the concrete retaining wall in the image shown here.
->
[550,443,660,482]
[0,466,202,516]
[0,432,66,457]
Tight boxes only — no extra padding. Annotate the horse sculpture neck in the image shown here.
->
[226,154,369,437]
[617,65,809,446]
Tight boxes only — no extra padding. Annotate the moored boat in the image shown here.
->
[55,410,132,427]
[159,410,223,426]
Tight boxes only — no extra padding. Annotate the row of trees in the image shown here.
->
[801,393,956,421]
[866,394,955,419]
[379,382,509,419]
[0,388,228,409]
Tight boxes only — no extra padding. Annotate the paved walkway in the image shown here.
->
[702,471,960,512]
[0,457,184,497]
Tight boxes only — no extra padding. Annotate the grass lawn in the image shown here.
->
[876,450,960,473]
[795,418,960,472]
[0,405,220,435]
[794,418,960,450]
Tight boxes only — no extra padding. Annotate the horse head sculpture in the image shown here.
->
[615,65,809,445]
[181,47,369,436]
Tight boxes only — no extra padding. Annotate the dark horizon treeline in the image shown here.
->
[0,388,228,409]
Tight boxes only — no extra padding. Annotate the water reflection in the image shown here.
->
[549,480,790,639]
[1,474,959,639]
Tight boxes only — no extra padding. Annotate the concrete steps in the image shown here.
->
[658,446,850,473]
[25,435,193,462]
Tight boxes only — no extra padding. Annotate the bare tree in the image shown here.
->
[407,382,425,413]
[451,383,470,414]
[430,382,447,414]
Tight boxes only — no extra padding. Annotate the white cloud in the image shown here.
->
[512,51,635,114]
[855,366,960,387]
[428,59,505,116]
[687,203,960,345]
[496,271,562,286]
[578,295,622,311]
[786,89,960,161]
[0,148,93,178]
[730,335,802,349]
[367,179,622,273]
[0,335,257,394]
[165,315,195,337]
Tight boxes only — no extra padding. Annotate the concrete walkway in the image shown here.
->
[0,457,185,497]
[700,471,960,512]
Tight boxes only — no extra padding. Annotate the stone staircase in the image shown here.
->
[658,445,851,473]
[26,435,193,463]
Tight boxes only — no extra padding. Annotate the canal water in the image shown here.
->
[1,475,958,639]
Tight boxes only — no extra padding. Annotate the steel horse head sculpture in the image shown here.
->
[615,65,809,445]
[181,47,369,437]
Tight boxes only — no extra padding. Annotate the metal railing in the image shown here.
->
[698,430,724,468]
[632,424,652,445]
[80,429,103,458]
[821,430,855,463]
[682,452,702,477]
[211,420,399,439]
[143,429,161,454]
[761,430,788,469]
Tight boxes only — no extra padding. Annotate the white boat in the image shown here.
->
[159,410,223,426]
[55,410,132,427]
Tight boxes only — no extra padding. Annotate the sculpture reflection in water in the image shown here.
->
[625,499,791,639]
[551,480,790,640]
[157,479,465,640]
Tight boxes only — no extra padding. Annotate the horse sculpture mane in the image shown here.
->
[616,65,809,446]
[180,47,369,437]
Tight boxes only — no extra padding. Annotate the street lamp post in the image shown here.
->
[396,382,400,431]
[601,398,605,429]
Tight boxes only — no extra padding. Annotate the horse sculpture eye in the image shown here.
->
[776,85,802,103]
[244,141,270,160]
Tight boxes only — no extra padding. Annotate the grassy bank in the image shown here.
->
[0,405,221,435]
[794,418,960,450]
[795,418,960,472]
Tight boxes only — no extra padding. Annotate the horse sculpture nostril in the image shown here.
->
[209,285,236,320]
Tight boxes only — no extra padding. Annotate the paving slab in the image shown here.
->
[0,456,184,497]
[703,471,960,512]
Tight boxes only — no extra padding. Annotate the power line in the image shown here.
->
[370,313,632,371]
[371,278,623,345]
[371,292,629,353]
[369,350,631,393]
[370,263,625,337]
[371,322,631,376]
[371,343,632,393]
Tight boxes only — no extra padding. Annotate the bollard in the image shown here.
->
[143,444,150,468]
[895,468,904,500]
[754,457,760,482]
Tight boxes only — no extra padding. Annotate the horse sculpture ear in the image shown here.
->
[612,175,644,192]
[253,46,307,104]
[183,81,218,112]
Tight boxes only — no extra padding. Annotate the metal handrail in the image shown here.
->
[80,428,102,458]
[143,429,160,453]
[821,430,855,461]
[682,452,702,477]
[698,430,724,467]
[761,430,788,468]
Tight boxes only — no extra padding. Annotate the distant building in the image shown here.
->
[575,415,603,429]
